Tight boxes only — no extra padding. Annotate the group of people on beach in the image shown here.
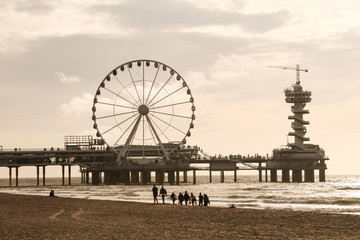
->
[152,185,210,206]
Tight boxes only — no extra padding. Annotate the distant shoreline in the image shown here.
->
[1,193,360,239]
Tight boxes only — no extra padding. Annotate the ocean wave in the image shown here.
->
[227,195,250,199]
[333,200,360,206]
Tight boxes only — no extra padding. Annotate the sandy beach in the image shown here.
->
[1,193,360,239]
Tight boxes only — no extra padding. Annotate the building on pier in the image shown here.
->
[266,65,328,182]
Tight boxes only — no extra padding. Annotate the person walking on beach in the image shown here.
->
[178,192,184,205]
[152,185,159,203]
[170,192,177,204]
[190,193,197,206]
[160,186,167,204]
[198,193,203,206]
[204,194,210,206]
[184,191,190,205]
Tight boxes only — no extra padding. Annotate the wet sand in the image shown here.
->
[1,193,360,239]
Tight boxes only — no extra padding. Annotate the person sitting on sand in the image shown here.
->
[178,192,184,205]
[160,186,167,204]
[184,191,190,205]
[152,185,159,203]
[190,193,197,206]
[198,193,203,206]
[170,192,177,204]
[49,190,55,197]
[204,194,210,206]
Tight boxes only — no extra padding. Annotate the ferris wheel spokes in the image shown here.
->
[96,110,137,120]
[152,110,192,119]
[127,66,142,104]
[148,86,184,109]
[147,74,174,107]
[101,113,138,136]
[103,86,138,108]
[145,64,161,106]
[113,75,141,106]
[151,101,190,110]
[97,101,135,110]
[150,113,187,135]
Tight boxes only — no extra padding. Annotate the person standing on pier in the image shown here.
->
[152,185,159,203]
[160,186,167,204]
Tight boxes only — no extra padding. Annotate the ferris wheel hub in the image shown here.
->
[138,104,149,115]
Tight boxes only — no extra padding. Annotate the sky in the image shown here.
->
[0,0,360,176]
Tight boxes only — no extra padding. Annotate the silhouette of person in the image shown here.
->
[178,192,184,205]
[184,191,190,205]
[204,194,210,206]
[49,190,55,197]
[170,192,177,204]
[160,186,167,204]
[198,192,203,206]
[190,193,197,206]
[152,185,159,203]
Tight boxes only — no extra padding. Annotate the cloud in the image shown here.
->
[59,93,93,117]
[92,0,292,33]
[55,72,82,83]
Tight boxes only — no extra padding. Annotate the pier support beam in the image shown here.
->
[319,169,326,182]
[92,171,100,185]
[156,171,164,185]
[304,169,315,182]
[292,169,302,183]
[141,171,151,185]
[270,169,277,182]
[131,171,139,184]
[36,166,40,186]
[62,165,65,185]
[8,167,12,186]
[105,171,118,185]
[119,170,130,184]
[42,166,46,186]
[259,165,262,182]
[193,170,196,185]
[282,169,290,183]
[209,170,212,183]
[220,170,225,183]
[176,171,180,185]
[234,169,237,182]
[265,170,268,182]
[168,171,175,185]
[183,171,187,183]
[86,170,90,185]
[15,167,19,187]
[68,165,71,185]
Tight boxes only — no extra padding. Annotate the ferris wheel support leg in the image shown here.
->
[145,115,170,161]
[117,116,142,165]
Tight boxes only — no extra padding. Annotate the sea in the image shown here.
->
[1,174,360,215]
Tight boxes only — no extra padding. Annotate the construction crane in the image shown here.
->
[267,64,308,84]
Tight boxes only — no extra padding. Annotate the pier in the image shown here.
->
[0,61,328,186]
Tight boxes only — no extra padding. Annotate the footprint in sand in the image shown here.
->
[49,209,65,220]
[49,208,83,220]
[71,208,84,220]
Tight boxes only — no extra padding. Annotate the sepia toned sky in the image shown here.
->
[1,0,360,175]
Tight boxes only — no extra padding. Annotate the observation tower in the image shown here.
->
[266,65,328,182]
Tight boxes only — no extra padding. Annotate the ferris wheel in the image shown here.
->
[92,59,195,163]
